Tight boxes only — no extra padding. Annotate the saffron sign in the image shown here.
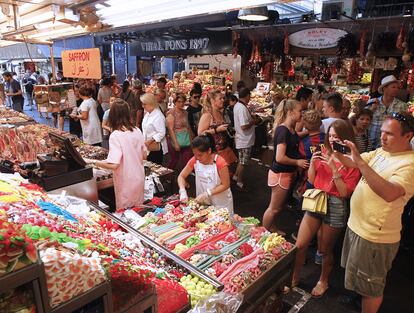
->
[289,28,348,49]
[62,48,101,79]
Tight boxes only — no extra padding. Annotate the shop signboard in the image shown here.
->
[289,28,347,49]
[62,48,102,79]
[189,63,210,70]
[130,31,232,56]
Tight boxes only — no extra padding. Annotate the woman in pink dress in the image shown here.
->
[84,98,147,210]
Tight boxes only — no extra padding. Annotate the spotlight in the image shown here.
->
[403,5,413,17]
[238,6,269,21]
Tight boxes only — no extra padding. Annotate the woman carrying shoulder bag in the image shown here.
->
[166,93,193,170]
[291,119,361,297]
[141,93,168,164]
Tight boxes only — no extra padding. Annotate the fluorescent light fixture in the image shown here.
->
[238,7,269,21]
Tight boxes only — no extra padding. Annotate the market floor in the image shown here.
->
[24,103,414,313]
[231,161,414,313]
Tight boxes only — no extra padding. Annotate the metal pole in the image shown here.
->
[49,44,56,84]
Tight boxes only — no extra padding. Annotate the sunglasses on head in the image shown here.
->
[391,112,414,131]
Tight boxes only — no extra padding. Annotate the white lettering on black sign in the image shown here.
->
[140,38,210,52]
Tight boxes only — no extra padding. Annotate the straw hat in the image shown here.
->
[378,75,400,94]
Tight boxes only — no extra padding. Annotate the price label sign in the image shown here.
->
[62,48,102,79]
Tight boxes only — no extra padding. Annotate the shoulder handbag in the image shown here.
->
[176,130,191,148]
[302,188,327,215]
[147,141,161,152]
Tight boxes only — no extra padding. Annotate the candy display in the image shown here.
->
[0,173,190,312]
[179,274,217,307]
[40,245,106,308]
[0,108,34,125]
[0,220,38,276]
[117,198,295,297]
[0,123,79,164]
[76,143,109,161]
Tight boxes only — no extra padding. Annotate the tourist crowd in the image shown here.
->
[2,69,414,313]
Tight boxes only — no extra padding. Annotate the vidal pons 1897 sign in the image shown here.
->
[289,28,347,49]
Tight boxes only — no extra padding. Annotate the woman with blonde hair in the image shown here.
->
[263,99,309,235]
[141,93,168,164]
[198,90,237,165]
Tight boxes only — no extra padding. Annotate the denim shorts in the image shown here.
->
[307,195,348,228]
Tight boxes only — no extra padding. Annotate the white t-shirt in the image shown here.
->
[234,101,255,149]
[102,109,110,136]
[321,117,340,133]
[79,98,102,145]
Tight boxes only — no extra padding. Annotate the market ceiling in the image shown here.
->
[0,0,288,47]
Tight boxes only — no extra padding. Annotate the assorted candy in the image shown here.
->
[118,197,295,296]
[40,246,106,308]
[0,220,38,276]
[0,173,190,312]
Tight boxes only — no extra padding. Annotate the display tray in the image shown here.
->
[118,285,157,313]
[0,262,43,294]
[46,281,113,313]
[0,261,47,313]
[238,247,296,312]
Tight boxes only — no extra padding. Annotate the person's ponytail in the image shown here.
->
[191,133,216,152]
[273,99,299,132]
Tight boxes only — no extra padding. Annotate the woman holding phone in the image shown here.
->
[290,119,361,297]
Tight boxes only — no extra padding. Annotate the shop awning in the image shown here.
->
[0,43,47,60]
[0,35,95,61]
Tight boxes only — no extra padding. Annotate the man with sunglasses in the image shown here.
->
[367,75,408,149]
[334,111,414,313]
[186,88,202,136]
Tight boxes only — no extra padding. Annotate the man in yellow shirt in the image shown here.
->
[335,111,414,313]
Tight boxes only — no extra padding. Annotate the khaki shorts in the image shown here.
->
[267,170,294,190]
[341,228,399,298]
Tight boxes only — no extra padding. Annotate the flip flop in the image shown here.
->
[311,281,329,298]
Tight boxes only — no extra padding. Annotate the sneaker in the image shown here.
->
[315,251,322,265]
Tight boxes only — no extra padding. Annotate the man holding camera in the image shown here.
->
[233,87,259,189]
[335,111,414,313]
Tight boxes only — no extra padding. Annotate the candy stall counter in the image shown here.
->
[113,198,297,310]
[0,173,211,312]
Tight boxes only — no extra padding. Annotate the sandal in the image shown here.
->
[311,281,329,298]
[283,280,298,294]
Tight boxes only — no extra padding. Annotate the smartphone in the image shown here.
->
[333,142,351,154]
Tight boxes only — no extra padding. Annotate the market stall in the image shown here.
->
[0,172,296,312]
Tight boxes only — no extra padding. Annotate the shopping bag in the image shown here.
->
[302,188,327,215]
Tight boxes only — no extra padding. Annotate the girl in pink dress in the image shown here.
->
[84,99,147,210]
